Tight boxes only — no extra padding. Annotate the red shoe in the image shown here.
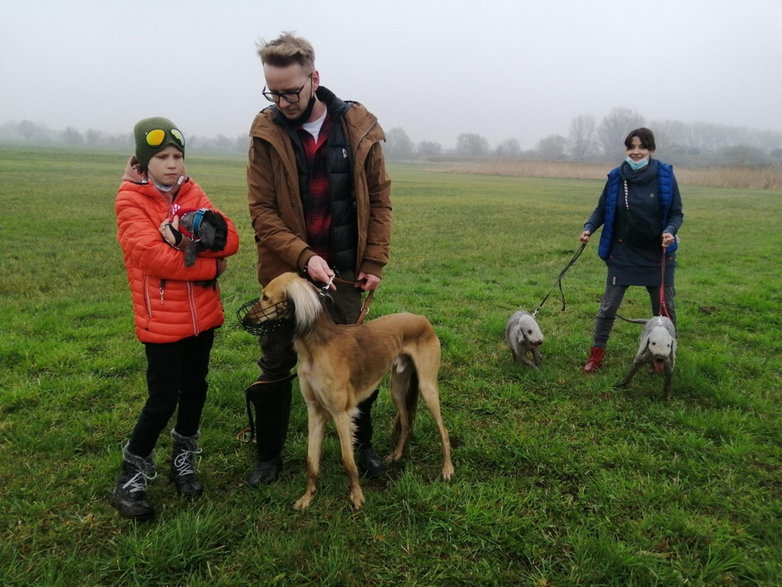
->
[583,346,605,373]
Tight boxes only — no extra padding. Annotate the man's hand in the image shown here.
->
[306,255,336,289]
[356,272,381,292]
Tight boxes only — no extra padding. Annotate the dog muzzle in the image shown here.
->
[238,298,291,336]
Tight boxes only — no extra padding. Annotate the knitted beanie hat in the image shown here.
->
[133,117,185,169]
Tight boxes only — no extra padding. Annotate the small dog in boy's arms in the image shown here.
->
[167,207,228,267]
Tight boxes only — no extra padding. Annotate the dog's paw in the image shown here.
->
[442,463,454,481]
[293,493,314,510]
[349,487,365,510]
[385,450,404,463]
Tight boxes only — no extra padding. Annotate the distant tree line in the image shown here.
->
[385,107,782,167]
[3,106,782,167]
[0,120,248,154]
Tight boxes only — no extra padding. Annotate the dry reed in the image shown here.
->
[437,160,782,191]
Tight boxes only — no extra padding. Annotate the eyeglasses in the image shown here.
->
[145,128,185,148]
[262,74,313,104]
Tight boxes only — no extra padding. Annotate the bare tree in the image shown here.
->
[597,107,645,159]
[567,114,596,161]
[495,138,521,158]
[455,133,489,158]
[536,134,567,161]
[84,128,105,146]
[384,127,414,161]
[61,127,84,145]
[417,140,442,158]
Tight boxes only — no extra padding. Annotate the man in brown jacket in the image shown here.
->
[245,31,392,487]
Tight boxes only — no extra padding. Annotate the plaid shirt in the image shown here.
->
[298,116,333,264]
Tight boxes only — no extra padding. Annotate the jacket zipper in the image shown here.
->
[187,281,199,335]
[144,275,153,316]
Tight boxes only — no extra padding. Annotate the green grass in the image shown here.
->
[1,146,780,585]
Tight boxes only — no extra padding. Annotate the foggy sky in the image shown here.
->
[2,0,781,150]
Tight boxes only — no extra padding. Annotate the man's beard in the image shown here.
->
[280,95,317,127]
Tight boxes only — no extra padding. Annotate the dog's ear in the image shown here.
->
[200,211,227,251]
[285,276,322,333]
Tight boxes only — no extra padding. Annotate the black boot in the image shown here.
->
[354,389,385,479]
[245,377,292,488]
[170,429,203,499]
[110,444,157,521]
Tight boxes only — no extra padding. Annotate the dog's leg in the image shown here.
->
[617,359,643,388]
[293,401,328,510]
[519,353,539,369]
[532,347,543,366]
[663,361,674,398]
[387,359,414,463]
[332,410,364,510]
[415,357,454,481]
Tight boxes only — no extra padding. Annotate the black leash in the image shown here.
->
[532,243,587,317]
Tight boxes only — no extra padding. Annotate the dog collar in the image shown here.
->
[169,205,207,241]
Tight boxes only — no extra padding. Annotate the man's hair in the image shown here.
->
[257,31,315,71]
[624,127,656,152]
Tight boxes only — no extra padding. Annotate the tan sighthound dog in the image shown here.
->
[248,272,454,510]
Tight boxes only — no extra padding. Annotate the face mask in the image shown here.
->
[625,156,649,171]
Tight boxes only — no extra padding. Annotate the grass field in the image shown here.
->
[1,146,780,585]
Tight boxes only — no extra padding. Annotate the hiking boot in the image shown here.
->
[245,377,292,488]
[358,446,385,479]
[248,456,282,488]
[110,444,157,521]
[583,346,605,374]
[170,429,203,499]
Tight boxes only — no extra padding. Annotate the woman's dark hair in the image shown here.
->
[624,127,656,151]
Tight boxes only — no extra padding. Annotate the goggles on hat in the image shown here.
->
[145,128,185,148]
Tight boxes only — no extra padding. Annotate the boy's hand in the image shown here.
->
[160,217,183,247]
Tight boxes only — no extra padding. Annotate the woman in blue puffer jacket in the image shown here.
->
[579,127,684,373]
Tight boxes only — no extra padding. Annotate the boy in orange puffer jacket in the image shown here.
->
[111,117,239,521]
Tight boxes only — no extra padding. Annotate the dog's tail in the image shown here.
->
[391,356,420,442]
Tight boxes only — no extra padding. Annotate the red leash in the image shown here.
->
[659,247,671,319]
[332,277,375,324]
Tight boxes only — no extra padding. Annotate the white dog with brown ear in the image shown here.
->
[505,310,544,368]
[243,272,453,510]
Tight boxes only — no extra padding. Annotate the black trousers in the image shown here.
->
[592,281,676,347]
[128,328,215,458]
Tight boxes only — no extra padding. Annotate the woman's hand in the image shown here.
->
[661,232,675,247]
[579,230,591,244]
